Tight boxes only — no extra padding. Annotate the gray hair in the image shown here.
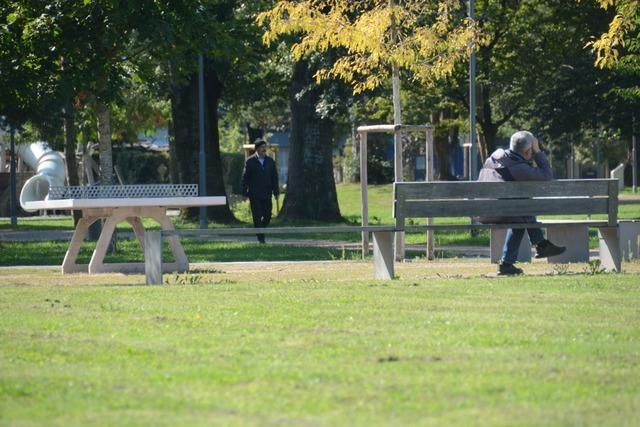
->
[509,130,536,154]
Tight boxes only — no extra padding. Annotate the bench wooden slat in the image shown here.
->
[403,220,611,231]
[399,198,609,218]
[165,225,396,237]
[395,179,614,199]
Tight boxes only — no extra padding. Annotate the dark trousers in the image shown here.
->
[249,197,272,243]
[501,216,544,264]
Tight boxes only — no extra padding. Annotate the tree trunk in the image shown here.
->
[280,59,341,221]
[203,62,236,222]
[169,61,236,223]
[63,100,82,224]
[170,77,196,187]
[431,110,459,181]
[96,100,113,185]
[476,84,496,160]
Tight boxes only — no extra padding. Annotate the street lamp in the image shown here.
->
[468,0,478,180]
[9,125,17,226]
[198,54,207,228]
[633,114,637,193]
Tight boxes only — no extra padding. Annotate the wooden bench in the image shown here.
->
[394,178,621,271]
[144,225,396,284]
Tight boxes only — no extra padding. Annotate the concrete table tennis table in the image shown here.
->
[22,185,225,274]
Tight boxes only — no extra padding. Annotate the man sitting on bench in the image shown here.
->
[478,130,566,276]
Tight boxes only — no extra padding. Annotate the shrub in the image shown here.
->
[221,152,245,194]
[113,149,170,184]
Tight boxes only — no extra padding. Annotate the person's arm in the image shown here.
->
[271,158,280,197]
[241,160,251,197]
[510,150,553,181]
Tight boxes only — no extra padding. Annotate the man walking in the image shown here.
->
[241,139,280,243]
[478,130,566,275]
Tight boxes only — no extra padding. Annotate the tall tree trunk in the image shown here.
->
[476,83,496,160]
[203,62,236,222]
[96,100,113,185]
[63,100,81,224]
[280,59,341,221]
[170,77,195,187]
[431,110,459,181]
[170,61,236,223]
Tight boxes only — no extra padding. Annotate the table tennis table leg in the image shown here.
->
[62,215,99,273]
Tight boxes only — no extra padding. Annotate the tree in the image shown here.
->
[431,1,611,160]
[258,0,478,219]
[278,58,342,220]
[146,0,278,223]
[0,0,169,187]
[0,1,86,220]
[258,0,480,95]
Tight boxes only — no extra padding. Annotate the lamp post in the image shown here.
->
[633,114,637,193]
[9,125,17,227]
[468,0,478,180]
[198,54,207,229]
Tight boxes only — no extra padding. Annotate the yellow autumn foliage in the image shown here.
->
[257,0,484,93]
[584,0,639,68]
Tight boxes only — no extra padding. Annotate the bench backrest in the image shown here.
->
[394,179,618,228]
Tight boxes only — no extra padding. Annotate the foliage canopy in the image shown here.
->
[257,0,483,94]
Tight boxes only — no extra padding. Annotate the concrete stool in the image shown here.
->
[547,224,590,263]
[619,220,640,260]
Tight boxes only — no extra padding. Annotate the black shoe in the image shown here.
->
[498,263,523,276]
[535,239,566,258]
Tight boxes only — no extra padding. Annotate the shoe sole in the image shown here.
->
[535,249,566,259]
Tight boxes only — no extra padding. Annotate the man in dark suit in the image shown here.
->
[241,139,280,243]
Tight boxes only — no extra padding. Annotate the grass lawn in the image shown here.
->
[1,260,640,426]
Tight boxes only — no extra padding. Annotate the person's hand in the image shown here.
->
[532,138,540,153]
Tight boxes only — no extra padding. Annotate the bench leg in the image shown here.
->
[490,229,531,264]
[150,209,188,273]
[373,231,394,280]
[619,221,640,260]
[145,230,163,285]
[546,224,589,263]
[598,227,621,272]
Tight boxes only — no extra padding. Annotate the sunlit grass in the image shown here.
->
[1,263,639,426]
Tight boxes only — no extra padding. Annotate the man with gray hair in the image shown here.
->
[478,130,566,275]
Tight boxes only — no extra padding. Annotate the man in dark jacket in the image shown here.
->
[478,130,566,275]
[241,139,280,243]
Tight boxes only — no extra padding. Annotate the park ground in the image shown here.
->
[1,184,640,425]
[1,258,640,426]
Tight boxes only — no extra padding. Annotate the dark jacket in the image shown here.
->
[478,148,553,183]
[477,148,553,223]
[241,154,279,200]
